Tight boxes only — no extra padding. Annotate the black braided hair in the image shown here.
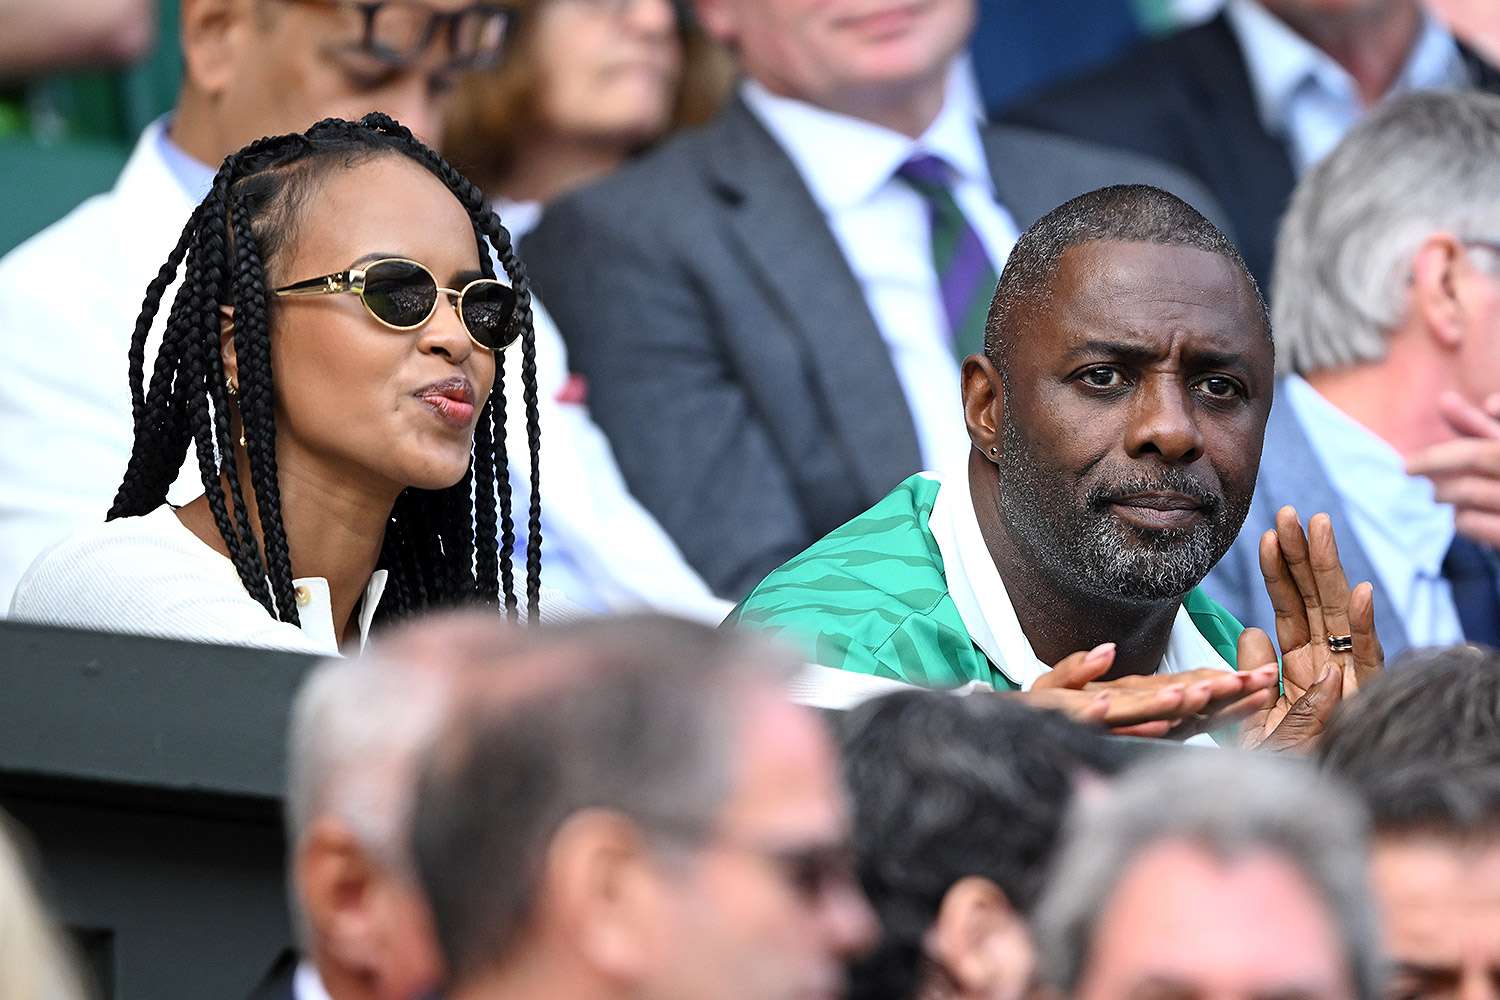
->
[109,114,542,625]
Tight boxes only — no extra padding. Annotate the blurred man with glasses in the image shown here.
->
[0,0,729,622]
[1203,90,1500,659]
[411,614,878,1000]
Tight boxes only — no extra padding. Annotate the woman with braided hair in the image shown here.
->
[10,113,544,653]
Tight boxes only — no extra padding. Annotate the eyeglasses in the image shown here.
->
[273,257,519,350]
[645,816,861,906]
[276,0,517,70]
[729,839,862,906]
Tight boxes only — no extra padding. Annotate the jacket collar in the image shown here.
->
[1259,379,1410,651]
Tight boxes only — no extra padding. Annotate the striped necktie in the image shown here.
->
[897,153,1000,360]
[1442,534,1500,647]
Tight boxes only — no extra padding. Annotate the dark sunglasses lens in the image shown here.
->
[363,260,438,328]
[459,280,519,349]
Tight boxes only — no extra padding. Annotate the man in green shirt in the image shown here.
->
[729,184,1383,746]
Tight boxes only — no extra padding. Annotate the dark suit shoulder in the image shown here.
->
[524,117,730,306]
[999,15,1236,152]
[978,121,1234,237]
[534,117,727,234]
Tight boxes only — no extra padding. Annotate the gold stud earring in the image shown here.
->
[224,375,245,447]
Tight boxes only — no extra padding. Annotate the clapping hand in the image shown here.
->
[1021,642,1280,739]
[1238,507,1384,752]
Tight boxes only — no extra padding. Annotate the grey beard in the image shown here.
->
[995,420,1248,604]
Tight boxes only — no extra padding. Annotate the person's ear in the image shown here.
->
[923,876,1034,1000]
[219,306,240,390]
[294,819,386,979]
[962,353,1005,463]
[1409,233,1466,353]
[181,0,252,97]
[544,809,663,986]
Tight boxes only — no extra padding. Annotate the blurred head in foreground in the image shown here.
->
[840,691,1126,1000]
[1034,753,1379,1000]
[0,811,88,1000]
[412,614,878,1000]
[285,611,516,1000]
[1321,646,1500,1000]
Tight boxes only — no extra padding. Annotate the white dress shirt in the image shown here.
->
[497,198,730,621]
[9,505,387,654]
[0,121,727,621]
[1226,0,1469,174]
[293,961,333,1000]
[1283,375,1465,646]
[740,68,1019,476]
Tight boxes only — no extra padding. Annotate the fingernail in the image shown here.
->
[1086,642,1116,664]
[1319,665,1336,683]
[1253,665,1278,677]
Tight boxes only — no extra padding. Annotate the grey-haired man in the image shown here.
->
[1203,90,1500,659]
[1034,753,1381,1000]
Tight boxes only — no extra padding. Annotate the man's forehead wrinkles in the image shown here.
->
[1060,323,1248,363]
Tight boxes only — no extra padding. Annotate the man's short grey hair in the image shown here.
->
[411,615,800,986]
[1274,89,1500,375]
[1033,753,1382,1000]
[284,652,455,941]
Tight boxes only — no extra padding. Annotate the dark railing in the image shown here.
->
[0,620,317,1000]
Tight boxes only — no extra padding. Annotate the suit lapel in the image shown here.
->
[1261,389,1410,652]
[705,98,923,502]
[1175,15,1296,283]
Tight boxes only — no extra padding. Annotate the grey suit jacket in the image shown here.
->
[524,96,1233,599]
[1202,383,1412,660]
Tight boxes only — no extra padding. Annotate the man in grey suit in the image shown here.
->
[523,0,1229,599]
[1203,91,1500,660]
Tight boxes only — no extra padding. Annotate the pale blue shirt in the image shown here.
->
[741,64,1019,477]
[153,116,217,201]
[1225,0,1470,174]
[1283,375,1465,646]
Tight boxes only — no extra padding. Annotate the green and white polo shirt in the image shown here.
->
[727,472,1245,695]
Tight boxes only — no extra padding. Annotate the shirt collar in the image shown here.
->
[152,115,218,203]
[1282,375,1455,576]
[739,61,993,213]
[293,962,333,1000]
[291,569,390,654]
[1225,0,1468,136]
[926,469,1233,691]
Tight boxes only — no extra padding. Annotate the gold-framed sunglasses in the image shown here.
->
[273,257,519,351]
